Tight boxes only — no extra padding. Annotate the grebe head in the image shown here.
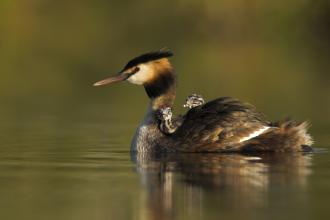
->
[94,48,174,87]
[94,48,176,108]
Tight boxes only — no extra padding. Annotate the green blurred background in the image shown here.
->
[0,0,329,142]
[1,1,330,220]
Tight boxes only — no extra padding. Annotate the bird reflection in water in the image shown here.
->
[131,152,312,220]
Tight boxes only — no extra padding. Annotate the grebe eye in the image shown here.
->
[134,67,140,73]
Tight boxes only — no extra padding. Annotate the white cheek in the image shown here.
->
[127,64,153,85]
[127,74,144,85]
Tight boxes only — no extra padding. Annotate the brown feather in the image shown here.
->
[154,98,312,152]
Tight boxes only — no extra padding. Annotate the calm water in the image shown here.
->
[0,108,330,220]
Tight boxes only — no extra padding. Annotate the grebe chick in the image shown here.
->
[156,94,205,134]
[183,94,205,109]
[156,107,178,134]
[94,49,313,153]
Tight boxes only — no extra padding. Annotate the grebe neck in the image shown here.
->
[144,68,176,110]
[130,66,176,152]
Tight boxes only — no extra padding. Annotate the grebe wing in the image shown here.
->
[171,97,270,151]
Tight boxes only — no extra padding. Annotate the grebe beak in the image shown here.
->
[93,72,131,86]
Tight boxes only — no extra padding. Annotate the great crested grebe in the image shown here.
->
[94,49,313,153]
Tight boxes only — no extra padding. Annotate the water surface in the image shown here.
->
[0,111,329,220]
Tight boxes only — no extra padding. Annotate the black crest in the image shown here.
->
[123,48,173,70]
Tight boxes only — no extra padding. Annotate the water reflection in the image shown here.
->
[132,152,312,220]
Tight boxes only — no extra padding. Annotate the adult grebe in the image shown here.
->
[94,49,313,152]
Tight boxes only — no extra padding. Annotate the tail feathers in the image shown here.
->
[241,120,313,152]
[277,120,313,145]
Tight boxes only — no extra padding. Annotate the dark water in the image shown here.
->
[0,109,330,220]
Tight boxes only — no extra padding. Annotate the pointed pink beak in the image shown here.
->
[93,72,130,86]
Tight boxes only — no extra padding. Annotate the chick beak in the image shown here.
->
[93,72,130,86]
